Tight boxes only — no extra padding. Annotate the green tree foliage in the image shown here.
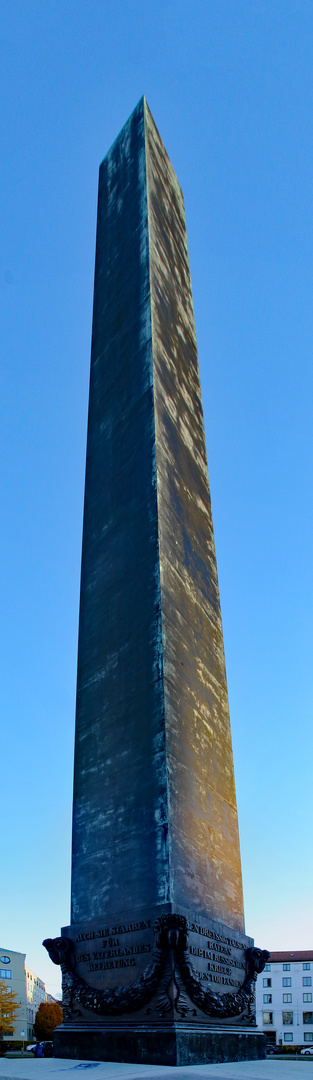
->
[34,1002,63,1041]
[0,984,20,1036]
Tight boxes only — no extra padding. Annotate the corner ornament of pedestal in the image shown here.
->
[43,917,269,1023]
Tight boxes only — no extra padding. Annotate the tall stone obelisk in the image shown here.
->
[44,98,268,1065]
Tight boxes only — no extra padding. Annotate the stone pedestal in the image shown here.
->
[54,1024,265,1066]
[46,906,267,1063]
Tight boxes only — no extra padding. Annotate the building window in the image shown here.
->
[303,978,312,987]
[264,964,271,971]
[284,1033,293,1043]
[283,978,292,987]
[283,964,290,971]
[283,1012,293,1025]
[263,1012,273,1025]
[304,1033,313,1042]
[0,957,10,964]
[303,994,312,1003]
[0,970,11,979]
[263,995,272,1004]
[303,1013,313,1025]
[303,964,311,971]
[283,994,292,1003]
[263,978,272,987]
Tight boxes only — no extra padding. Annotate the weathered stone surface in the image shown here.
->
[49,97,269,1063]
[71,95,244,935]
[71,100,168,924]
[54,1025,266,1065]
[144,102,244,931]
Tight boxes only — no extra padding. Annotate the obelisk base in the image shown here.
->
[44,907,269,1066]
[53,1023,266,1065]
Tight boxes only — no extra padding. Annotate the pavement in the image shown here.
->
[0,1059,313,1080]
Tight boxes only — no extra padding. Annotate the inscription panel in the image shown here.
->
[63,909,157,990]
[77,921,152,976]
[186,918,247,991]
[62,907,252,998]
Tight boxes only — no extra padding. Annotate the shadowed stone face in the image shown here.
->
[71,97,244,935]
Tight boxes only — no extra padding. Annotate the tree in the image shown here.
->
[34,1002,63,1041]
[0,984,20,1037]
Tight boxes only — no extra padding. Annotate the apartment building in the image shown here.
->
[0,948,46,1041]
[256,951,313,1047]
[25,962,46,1036]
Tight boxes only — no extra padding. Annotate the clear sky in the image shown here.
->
[1,0,312,999]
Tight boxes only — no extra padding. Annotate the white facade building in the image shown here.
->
[256,951,313,1047]
[0,948,46,1041]
[25,962,46,1037]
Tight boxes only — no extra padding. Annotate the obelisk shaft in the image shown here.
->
[71,101,168,923]
[71,97,244,933]
[145,104,244,929]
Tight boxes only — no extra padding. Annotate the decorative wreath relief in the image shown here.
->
[43,917,269,1022]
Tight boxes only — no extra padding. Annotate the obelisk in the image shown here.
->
[44,97,268,1065]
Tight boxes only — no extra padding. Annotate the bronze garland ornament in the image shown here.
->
[43,916,269,1022]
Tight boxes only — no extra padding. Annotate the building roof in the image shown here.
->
[0,947,26,958]
[268,951,313,962]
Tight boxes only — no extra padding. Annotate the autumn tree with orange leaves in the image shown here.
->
[34,1001,63,1041]
[0,984,20,1037]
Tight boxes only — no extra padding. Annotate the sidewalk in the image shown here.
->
[0,1058,313,1080]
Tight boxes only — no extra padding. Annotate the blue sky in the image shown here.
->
[0,0,312,997]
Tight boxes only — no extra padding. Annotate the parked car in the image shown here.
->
[42,1042,53,1057]
[301,1047,313,1056]
[267,1045,280,1055]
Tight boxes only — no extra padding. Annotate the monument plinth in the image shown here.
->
[44,97,268,1064]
